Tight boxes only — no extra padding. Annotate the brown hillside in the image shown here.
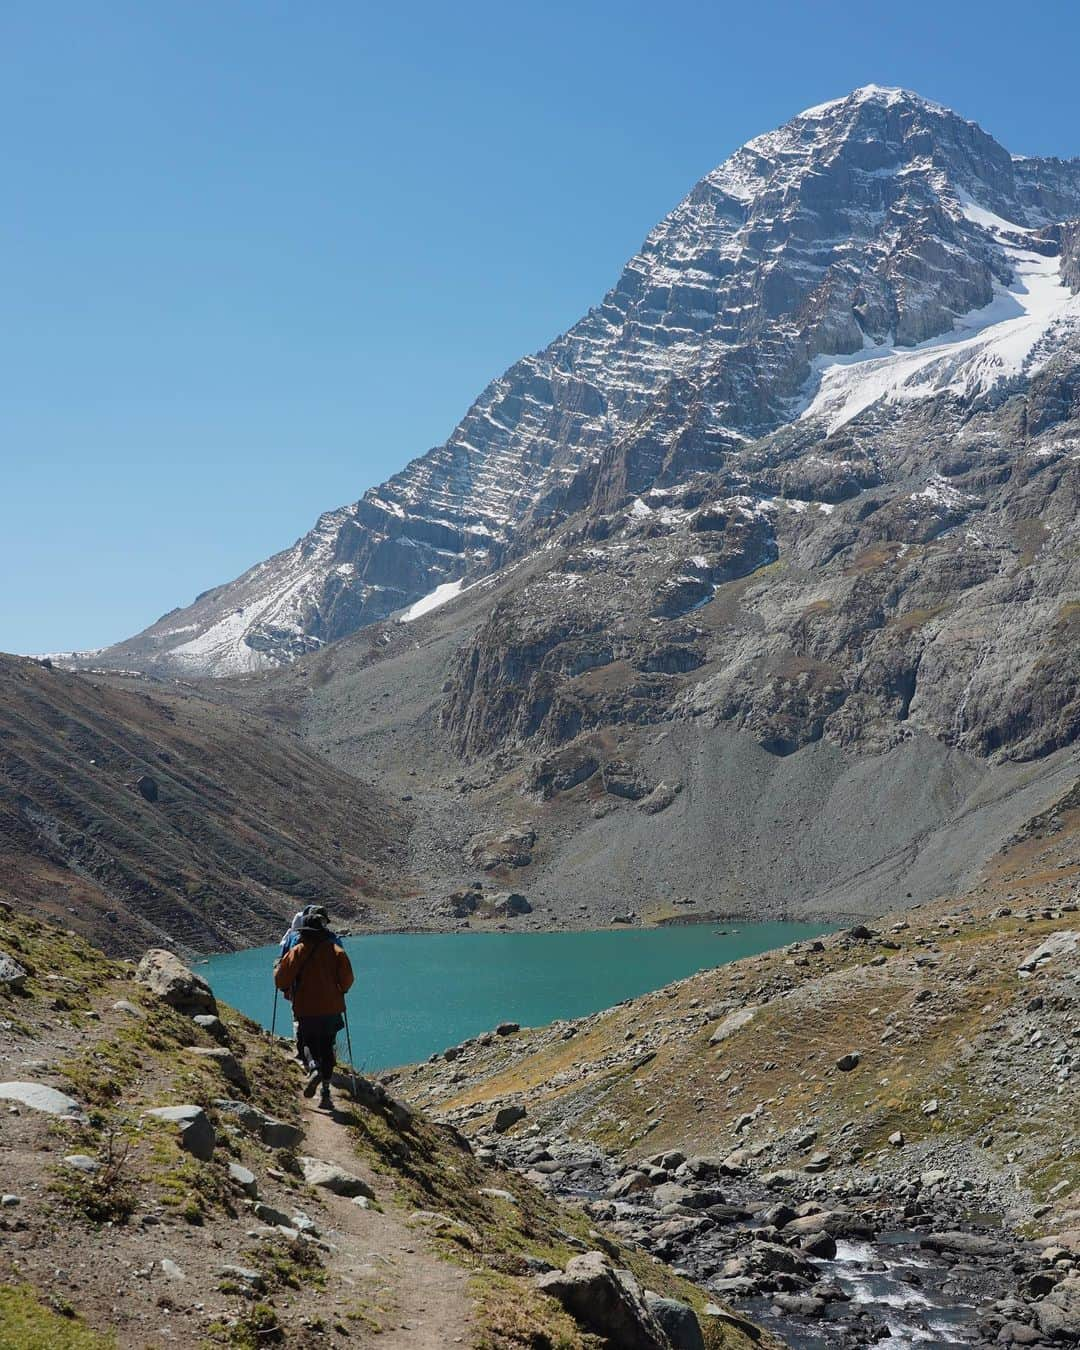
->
[0,655,407,955]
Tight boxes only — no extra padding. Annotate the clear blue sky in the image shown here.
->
[4,0,1080,653]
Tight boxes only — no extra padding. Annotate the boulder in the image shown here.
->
[1018,931,1078,975]
[490,892,532,917]
[602,760,650,801]
[186,1047,246,1086]
[709,1006,756,1045]
[144,1104,215,1161]
[536,1251,669,1350]
[63,1154,100,1174]
[192,1014,229,1042]
[135,950,217,1014]
[0,1082,85,1119]
[299,1156,375,1200]
[0,950,28,991]
[836,1052,861,1071]
[920,1231,1008,1258]
[493,1104,526,1133]
[643,1292,705,1350]
[213,1099,302,1150]
[135,774,159,802]
[639,783,677,815]
[468,827,536,871]
[745,1240,818,1280]
[1034,1275,1080,1340]
[799,1231,837,1259]
[227,1163,258,1198]
[253,1202,293,1228]
[608,1171,652,1199]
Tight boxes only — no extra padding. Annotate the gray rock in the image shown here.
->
[490,893,533,917]
[0,1082,85,1119]
[219,1265,266,1293]
[299,1156,375,1199]
[493,1104,526,1133]
[639,783,677,815]
[836,1052,861,1072]
[227,1163,258,1198]
[193,1014,229,1042]
[921,1231,1008,1258]
[213,1099,302,1150]
[772,1294,826,1317]
[135,949,216,1014]
[0,951,28,990]
[1034,1274,1080,1340]
[111,999,143,1017]
[144,1104,216,1161]
[1018,931,1078,975]
[160,1258,186,1281]
[536,1250,669,1350]
[62,1154,100,1174]
[643,1292,705,1350]
[709,1007,757,1045]
[253,1202,293,1228]
[799,1231,838,1259]
[185,1046,245,1086]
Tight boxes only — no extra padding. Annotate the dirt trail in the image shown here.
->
[300,1099,473,1347]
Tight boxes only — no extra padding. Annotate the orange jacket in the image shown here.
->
[274,933,354,1017]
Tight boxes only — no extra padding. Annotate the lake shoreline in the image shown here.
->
[203,920,833,1071]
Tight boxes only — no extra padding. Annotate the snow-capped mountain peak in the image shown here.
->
[83,90,1080,677]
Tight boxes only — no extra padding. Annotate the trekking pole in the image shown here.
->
[270,986,279,1039]
[342,1004,359,1102]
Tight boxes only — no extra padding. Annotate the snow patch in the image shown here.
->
[800,234,1078,432]
[400,578,466,623]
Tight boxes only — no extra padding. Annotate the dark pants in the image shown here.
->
[298,1014,342,1083]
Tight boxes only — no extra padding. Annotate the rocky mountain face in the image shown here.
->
[87,85,1080,684]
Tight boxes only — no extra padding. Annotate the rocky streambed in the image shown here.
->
[474,1131,1079,1347]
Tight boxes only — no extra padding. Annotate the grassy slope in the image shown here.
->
[0,910,770,1350]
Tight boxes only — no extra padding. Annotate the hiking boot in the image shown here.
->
[302,1068,321,1098]
[319,1086,332,1109]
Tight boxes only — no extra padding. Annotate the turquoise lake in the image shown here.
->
[202,922,829,1071]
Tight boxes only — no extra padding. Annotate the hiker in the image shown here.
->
[278,905,339,1062]
[279,904,338,953]
[273,909,354,1108]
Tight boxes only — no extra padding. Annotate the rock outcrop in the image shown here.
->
[136,950,217,1015]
